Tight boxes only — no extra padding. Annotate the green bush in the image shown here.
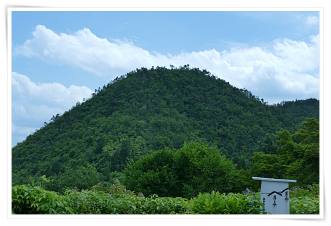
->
[290,196,319,214]
[123,148,179,197]
[12,180,188,214]
[174,141,237,198]
[186,191,265,214]
[138,195,188,214]
[13,181,318,214]
[12,184,74,214]
[63,180,188,214]
[123,141,238,198]
[290,184,319,214]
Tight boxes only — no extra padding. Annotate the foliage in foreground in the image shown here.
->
[12,180,265,214]
[187,191,265,214]
[12,183,74,214]
[290,184,319,214]
[12,181,319,214]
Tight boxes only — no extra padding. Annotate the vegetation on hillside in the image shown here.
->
[12,65,319,187]
[12,66,319,214]
[250,117,319,188]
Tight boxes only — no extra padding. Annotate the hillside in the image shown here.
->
[12,65,319,185]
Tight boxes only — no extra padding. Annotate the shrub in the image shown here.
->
[290,196,319,214]
[12,184,74,214]
[186,191,265,214]
[138,195,188,214]
[290,184,319,214]
[12,180,188,214]
[124,147,179,197]
[12,182,319,214]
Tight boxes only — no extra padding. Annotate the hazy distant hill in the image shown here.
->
[12,65,319,184]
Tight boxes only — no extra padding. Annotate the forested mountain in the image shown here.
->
[12,65,319,187]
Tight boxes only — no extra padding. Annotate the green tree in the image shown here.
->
[123,141,237,198]
[250,118,319,188]
[123,148,178,197]
[250,152,284,190]
[174,141,237,198]
[278,117,319,186]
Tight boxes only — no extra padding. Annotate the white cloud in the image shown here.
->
[12,72,93,146]
[13,25,319,105]
[13,25,162,76]
[305,16,319,26]
[12,72,93,109]
[273,35,319,72]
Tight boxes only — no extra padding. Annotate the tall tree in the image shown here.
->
[250,117,319,188]
[278,117,319,185]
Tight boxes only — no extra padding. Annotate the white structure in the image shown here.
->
[252,177,297,214]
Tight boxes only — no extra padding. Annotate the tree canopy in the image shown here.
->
[123,141,237,198]
[250,117,319,188]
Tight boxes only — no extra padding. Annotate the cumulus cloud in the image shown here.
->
[13,25,319,105]
[12,72,93,109]
[273,35,319,72]
[13,25,163,76]
[12,72,93,146]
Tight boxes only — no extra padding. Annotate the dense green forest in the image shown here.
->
[12,65,319,196]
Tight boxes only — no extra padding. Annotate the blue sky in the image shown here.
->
[11,10,320,147]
